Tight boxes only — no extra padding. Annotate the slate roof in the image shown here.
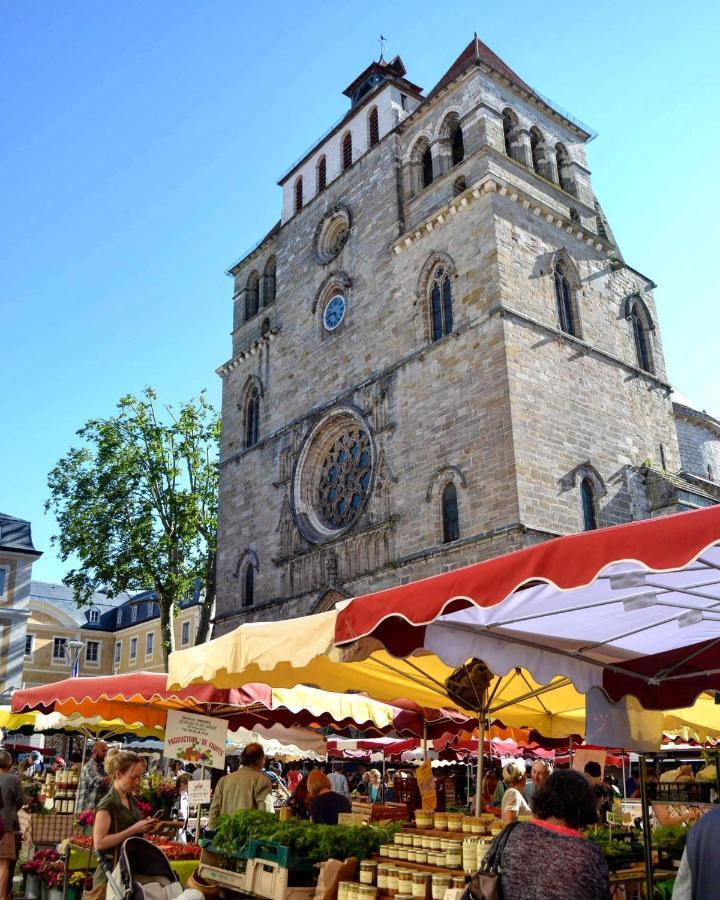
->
[427,35,533,101]
[29,580,202,632]
[0,514,41,556]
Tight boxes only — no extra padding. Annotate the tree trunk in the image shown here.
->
[158,592,175,670]
[196,550,216,645]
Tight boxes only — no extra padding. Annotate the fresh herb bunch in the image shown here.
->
[652,824,691,852]
[212,810,402,864]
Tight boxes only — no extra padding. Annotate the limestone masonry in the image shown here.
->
[214,38,719,630]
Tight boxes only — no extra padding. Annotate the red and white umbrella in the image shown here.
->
[334,505,720,711]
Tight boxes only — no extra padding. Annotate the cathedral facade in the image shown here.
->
[214,38,717,631]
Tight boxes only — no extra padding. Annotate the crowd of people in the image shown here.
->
[4,738,715,900]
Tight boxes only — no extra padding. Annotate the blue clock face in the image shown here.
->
[323,294,346,331]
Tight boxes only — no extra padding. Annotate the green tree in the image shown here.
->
[46,388,220,668]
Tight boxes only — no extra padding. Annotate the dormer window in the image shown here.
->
[130,605,137,623]
[116,608,122,627]
[88,608,100,624]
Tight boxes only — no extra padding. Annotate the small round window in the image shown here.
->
[314,206,351,265]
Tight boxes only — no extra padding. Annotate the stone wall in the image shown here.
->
[214,44,688,630]
[675,409,720,481]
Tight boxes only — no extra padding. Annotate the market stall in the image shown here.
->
[167,505,720,897]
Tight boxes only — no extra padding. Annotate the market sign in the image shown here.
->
[163,710,227,770]
[416,758,437,810]
[187,779,212,804]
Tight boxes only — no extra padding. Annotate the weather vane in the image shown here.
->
[379,34,387,61]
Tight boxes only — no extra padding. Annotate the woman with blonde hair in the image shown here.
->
[500,760,532,825]
[307,769,351,825]
[90,750,157,895]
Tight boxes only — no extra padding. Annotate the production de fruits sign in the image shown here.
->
[163,709,228,770]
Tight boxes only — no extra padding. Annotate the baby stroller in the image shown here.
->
[101,837,182,900]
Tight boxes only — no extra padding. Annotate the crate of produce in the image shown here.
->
[197,863,247,892]
[239,840,314,874]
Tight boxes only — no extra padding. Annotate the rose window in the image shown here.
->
[292,409,375,543]
[317,429,372,529]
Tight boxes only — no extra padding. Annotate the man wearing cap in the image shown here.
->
[77,741,109,811]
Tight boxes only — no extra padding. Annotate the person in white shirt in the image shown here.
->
[501,761,532,825]
[327,764,350,798]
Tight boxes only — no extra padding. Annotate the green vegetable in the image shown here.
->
[212,810,403,865]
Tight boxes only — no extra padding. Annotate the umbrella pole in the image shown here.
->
[621,751,627,799]
[382,752,386,803]
[73,734,89,816]
[422,721,428,761]
[638,754,654,900]
[475,694,486,818]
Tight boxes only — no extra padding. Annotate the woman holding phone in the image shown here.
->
[89,751,157,898]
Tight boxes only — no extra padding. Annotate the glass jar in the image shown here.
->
[401,834,413,847]
[347,884,359,900]
[398,869,414,892]
[359,886,376,900]
[407,850,417,863]
[394,834,404,846]
[337,882,351,900]
[397,848,408,861]
[462,838,477,873]
[452,876,465,890]
[379,844,390,858]
[413,835,424,849]
[414,811,433,830]
[429,836,441,851]
[421,836,432,850]
[462,818,473,834]
[359,861,377,886]
[387,868,399,892]
[433,813,448,831]
[377,867,389,891]
[415,850,427,865]
[412,872,430,899]
[431,874,451,900]
[446,813,464,832]
[446,844,462,869]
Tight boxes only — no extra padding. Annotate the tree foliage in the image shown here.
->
[46,388,220,666]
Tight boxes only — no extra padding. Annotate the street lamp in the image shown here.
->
[66,640,84,678]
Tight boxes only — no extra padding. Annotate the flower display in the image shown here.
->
[76,810,95,827]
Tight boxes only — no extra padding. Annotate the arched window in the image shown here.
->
[245,385,260,448]
[342,131,353,170]
[368,107,379,147]
[453,176,466,197]
[556,143,574,194]
[502,108,518,159]
[581,478,598,531]
[628,298,654,373]
[429,264,453,341]
[422,146,433,188]
[317,156,327,193]
[262,257,276,306]
[554,261,577,337]
[451,125,464,166]
[244,271,259,321]
[441,482,460,543]
[243,565,254,608]
[294,176,303,213]
[530,127,545,176]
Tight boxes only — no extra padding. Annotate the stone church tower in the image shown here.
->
[214,37,704,631]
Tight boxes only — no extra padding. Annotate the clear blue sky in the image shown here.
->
[3,0,719,583]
